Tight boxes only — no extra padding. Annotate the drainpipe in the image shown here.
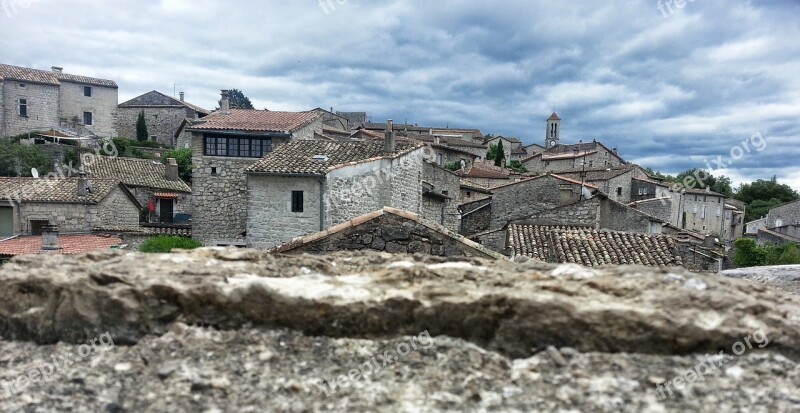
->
[318,177,325,231]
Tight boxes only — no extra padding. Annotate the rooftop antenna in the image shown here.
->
[173,84,182,98]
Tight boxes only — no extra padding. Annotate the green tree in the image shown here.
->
[444,161,463,171]
[494,140,505,167]
[735,177,799,222]
[733,239,767,267]
[508,160,528,173]
[675,169,733,196]
[486,143,499,160]
[0,141,53,177]
[163,148,193,183]
[136,110,149,142]
[140,236,202,253]
[229,89,254,109]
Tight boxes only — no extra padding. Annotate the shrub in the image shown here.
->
[0,141,53,177]
[162,148,192,183]
[733,239,767,267]
[136,110,149,142]
[139,236,202,253]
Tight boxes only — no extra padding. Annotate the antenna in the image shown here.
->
[173,84,182,98]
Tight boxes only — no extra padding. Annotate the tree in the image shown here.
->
[494,140,505,167]
[162,148,192,183]
[675,169,733,196]
[140,236,202,253]
[0,141,53,177]
[486,143,499,160]
[444,161,463,171]
[508,160,528,173]
[136,110,149,142]
[735,178,799,222]
[229,88,254,109]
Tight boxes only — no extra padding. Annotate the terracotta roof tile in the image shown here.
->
[0,177,123,204]
[508,225,682,267]
[0,234,123,256]
[54,72,117,88]
[246,140,422,175]
[85,157,191,193]
[187,109,320,133]
[0,64,117,87]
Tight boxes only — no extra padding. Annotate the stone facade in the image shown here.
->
[1,81,60,137]
[518,196,663,234]
[524,148,625,174]
[676,190,727,237]
[459,199,492,237]
[631,178,671,202]
[273,209,502,259]
[247,175,323,249]
[767,200,800,229]
[130,187,192,217]
[58,81,117,138]
[629,197,673,224]
[117,106,199,147]
[421,162,460,232]
[488,175,585,230]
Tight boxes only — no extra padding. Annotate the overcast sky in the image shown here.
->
[1,0,798,189]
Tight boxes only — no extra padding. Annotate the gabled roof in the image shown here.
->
[187,109,320,133]
[457,163,510,179]
[542,150,598,161]
[490,173,599,191]
[559,165,636,182]
[119,90,210,115]
[246,140,422,175]
[0,63,117,87]
[548,112,561,121]
[0,234,124,257]
[508,224,682,267]
[0,177,136,205]
[270,207,505,260]
[84,156,191,193]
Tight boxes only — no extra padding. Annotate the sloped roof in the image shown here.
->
[559,165,636,181]
[0,177,130,205]
[457,163,510,179]
[0,234,123,256]
[490,173,599,191]
[187,109,320,133]
[119,90,210,115]
[508,224,682,267]
[0,63,117,87]
[548,112,561,121]
[246,140,422,175]
[270,207,505,260]
[84,156,191,193]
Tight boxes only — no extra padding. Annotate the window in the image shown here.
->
[776,219,783,227]
[204,136,273,158]
[616,187,622,196]
[83,111,93,125]
[437,153,443,165]
[701,205,707,218]
[18,83,25,88]
[18,99,27,117]
[466,191,472,198]
[717,207,722,217]
[210,167,218,176]
[150,135,157,142]
[84,86,92,97]
[291,191,304,213]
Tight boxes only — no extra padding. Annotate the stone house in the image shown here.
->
[422,162,461,231]
[523,141,626,174]
[0,63,118,138]
[459,198,492,237]
[84,156,192,223]
[0,176,140,237]
[457,161,517,188]
[674,187,728,238]
[311,108,349,131]
[766,199,800,230]
[558,165,659,204]
[744,217,767,236]
[485,136,522,161]
[523,143,545,158]
[244,137,425,249]
[270,206,504,260]
[117,90,210,147]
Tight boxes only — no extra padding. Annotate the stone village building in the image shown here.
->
[117,90,210,147]
[0,63,118,138]
[0,176,140,237]
[188,90,323,246]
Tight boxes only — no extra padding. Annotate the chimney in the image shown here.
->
[220,90,230,114]
[165,158,179,181]
[384,119,396,153]
[179,92,185,102]
[77,171,88,196]
[434,136,440,144]
[41,224,60,251]
[501,158,507,168]
[51,66,63,73]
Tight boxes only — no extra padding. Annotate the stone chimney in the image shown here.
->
[77,172,88,196]
[179,92,185,102]
[51,66,63,73]
[384,119,396,153]
[220,90,231,114]
[41,224,60,251]
[165,158,179,181]
[434,136,441,145]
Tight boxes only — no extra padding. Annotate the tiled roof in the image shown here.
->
[559,165,635,181]
[458,163,510,179]
[0,234,123,256]
[84,157,191,193]
[542,150,598,161]
[0,177,124,204]
[270,207,505,260]
[119,91,210,115]
[490,173,599,191]
[246,140,422,175]
[508,225,682,267]
[548,112,561,121]
[406,134,487,149]
[187,109,320,133]
[0,64,117,87]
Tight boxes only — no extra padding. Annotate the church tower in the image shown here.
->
[545,112,561,149]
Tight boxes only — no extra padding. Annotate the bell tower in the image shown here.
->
[545,112,561,149]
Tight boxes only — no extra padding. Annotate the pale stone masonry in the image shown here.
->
[0,63,118,137]
[767,199,800,229]
[118,91,210,147]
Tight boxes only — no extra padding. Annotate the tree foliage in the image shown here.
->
[139,236,202,253]
[135,110,149,142]
[735,177,799,222]
[673,168,733,196]
[162,148,193,183]
[228,89,254,109]
[734,238,800,267]
[0,141,53,177]
[508,160,528,173]
[444,161,463,171]
[493,141,505,167]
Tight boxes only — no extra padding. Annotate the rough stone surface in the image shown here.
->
[722,265,800,295]
[0,249,798,412]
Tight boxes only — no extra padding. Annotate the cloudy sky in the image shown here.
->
[2,0,798,189]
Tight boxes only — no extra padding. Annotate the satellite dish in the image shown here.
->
[31,168,39,178]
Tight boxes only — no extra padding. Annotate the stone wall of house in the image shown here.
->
[19,202,92,233]
[388,151,424,216]
[292,118,323,141]
[96,187,140,229]
[631,179,670,202]
[470,228,508,254]
[631,197,673,224]
[130,187,192,217]
[523,198,601,228]
[117,107,194,146]
[489,177,582,230]
[600,199,659,234]
[680,192,726,236]
[460,200,491,236]
[247,175,322,249]
[282,212,497,259]
[767,200,800,229]
[2,81,60,137]
[676,244,721,273]
[422,162,460,232]
[58,82,118,138]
